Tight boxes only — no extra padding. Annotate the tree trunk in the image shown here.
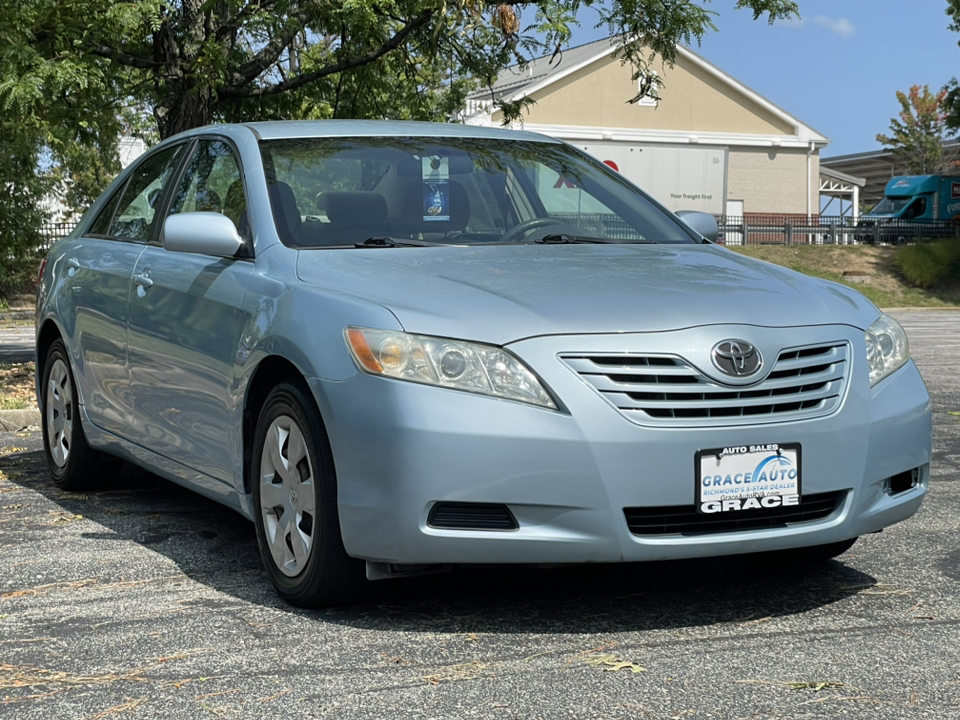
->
[154,81,216,140]
[151,0,221,140]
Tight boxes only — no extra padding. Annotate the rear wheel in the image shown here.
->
[41,340,121,490]
[251,381,367,607]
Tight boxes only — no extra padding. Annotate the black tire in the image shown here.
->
[251,380,368,607]
[40,339,122,490]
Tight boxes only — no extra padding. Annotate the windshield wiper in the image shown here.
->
[357,237,452,248]
[536,234,656,245]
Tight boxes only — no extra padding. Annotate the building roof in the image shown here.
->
[470,37,621,101]
[820,165,865,187]
[821,142,960,206]
[466,36,828,147]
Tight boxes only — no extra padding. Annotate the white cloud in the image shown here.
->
[814,16,856,37]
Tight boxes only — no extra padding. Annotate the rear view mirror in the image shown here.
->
[397,156,474,177]
[163,212,244,257]
[676,211,720,243]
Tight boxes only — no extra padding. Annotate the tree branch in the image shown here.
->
[228,2,318,88]
[221,8,435,98]
[215,0,278,43]
[86,44,160,70]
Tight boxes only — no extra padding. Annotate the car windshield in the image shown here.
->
[259,136,698,248]
[870,196,912,215]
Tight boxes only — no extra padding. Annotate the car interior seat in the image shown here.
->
[222,179,249,237]
[307,191,390,246]
[268,181,302,245]
[194,188,222,214]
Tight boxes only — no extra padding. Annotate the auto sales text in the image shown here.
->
[700,494,800,513]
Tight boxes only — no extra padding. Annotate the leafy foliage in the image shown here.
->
[896,238,960,289]
[876,84,956,175]
[2,0,802,140]
[942,0,960,135]
[0,118,48,294]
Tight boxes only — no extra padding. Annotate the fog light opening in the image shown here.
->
[887,468,919,495]
[427,502,519,531]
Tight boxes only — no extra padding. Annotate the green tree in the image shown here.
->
[877,84,955,175]
[942,0,960,135]
[3,0,801,142]
[0,119,50,293]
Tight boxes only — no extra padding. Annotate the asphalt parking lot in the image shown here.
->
[1,310,959,720]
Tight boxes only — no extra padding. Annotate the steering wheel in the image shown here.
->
[499,217,565,244]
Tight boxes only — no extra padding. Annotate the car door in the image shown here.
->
[126,138,255,484]
[56,144,187,438]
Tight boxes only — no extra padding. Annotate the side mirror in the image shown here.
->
[676,210,720,243]
[163,212,244,257]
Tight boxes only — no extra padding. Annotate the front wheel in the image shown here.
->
[251,381,367,607]
[41,340,121,490]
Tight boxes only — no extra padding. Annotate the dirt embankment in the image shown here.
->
[731,245,960,309]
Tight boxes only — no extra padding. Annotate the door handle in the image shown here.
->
[133,273,153,297]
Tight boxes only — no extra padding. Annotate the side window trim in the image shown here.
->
[153,138,199,243]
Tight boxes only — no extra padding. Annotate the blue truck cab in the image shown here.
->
[866,175,960,222]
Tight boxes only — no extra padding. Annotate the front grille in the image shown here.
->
[624,490,847,536]
[427,502,518,531]
[562,342,849,427]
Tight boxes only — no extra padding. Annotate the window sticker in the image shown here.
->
[421,156,450,222]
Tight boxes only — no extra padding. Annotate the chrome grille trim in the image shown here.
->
[562,342,850,427]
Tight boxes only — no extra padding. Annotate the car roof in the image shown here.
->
[168,119,561,144]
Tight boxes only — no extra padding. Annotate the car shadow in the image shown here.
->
[3,448,878,634]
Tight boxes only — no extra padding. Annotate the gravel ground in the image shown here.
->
[0,310,957,720]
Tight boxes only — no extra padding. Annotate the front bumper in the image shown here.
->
[312,324,931,565]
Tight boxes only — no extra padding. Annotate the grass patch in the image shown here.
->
[0,397,29,410]
[730,245,960,308]
[0,363,35,411]
[895,239,960,289]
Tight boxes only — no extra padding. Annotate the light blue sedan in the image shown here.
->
[36,121,931,606]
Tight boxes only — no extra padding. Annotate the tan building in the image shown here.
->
[464,37,829,219]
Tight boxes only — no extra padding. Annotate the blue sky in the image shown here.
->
[563,0,958,157]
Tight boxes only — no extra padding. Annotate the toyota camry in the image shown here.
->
[36,121,932,606]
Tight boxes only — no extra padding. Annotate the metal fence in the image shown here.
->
[39,221,76,250]
[551,212,960,245]
[717,216,960,246]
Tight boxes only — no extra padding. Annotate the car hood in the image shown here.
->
[296,244,877,344]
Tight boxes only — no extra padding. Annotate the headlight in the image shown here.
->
[865,314,909,386]
[344,327,558,409]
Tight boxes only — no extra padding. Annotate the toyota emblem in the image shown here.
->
[712,339,762,377]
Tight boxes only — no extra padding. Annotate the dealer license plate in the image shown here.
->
[696,443,801,514]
